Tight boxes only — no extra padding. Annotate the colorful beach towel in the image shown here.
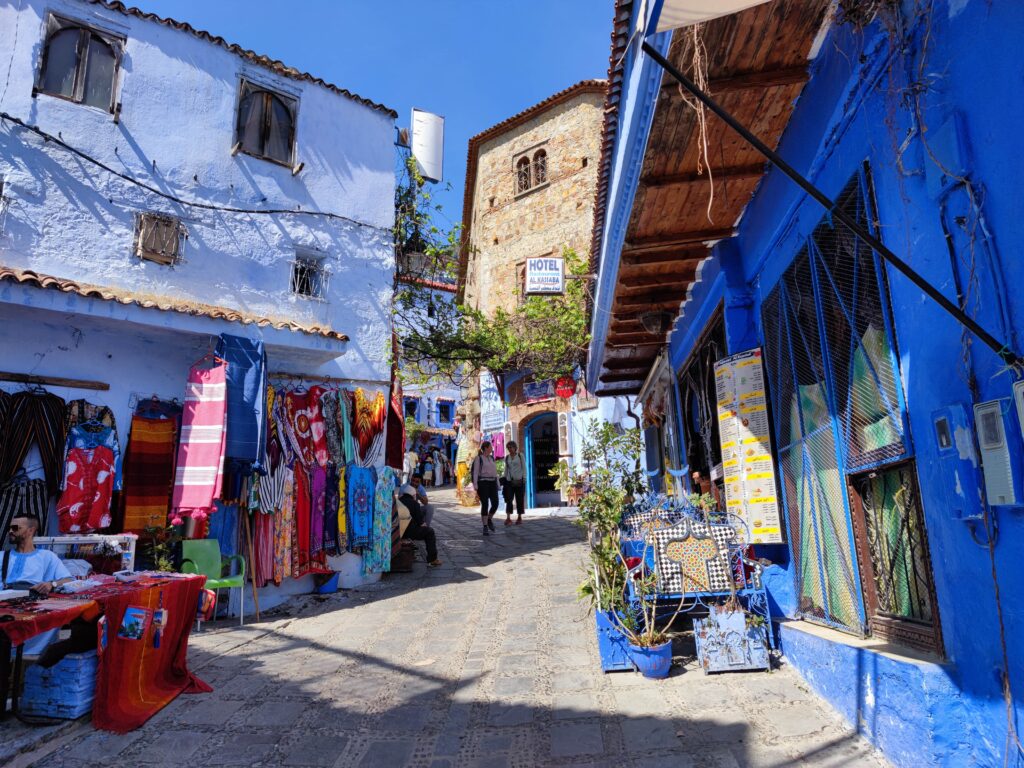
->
[171,362,228,522]
[122,416,177,532]
[362,466,396,575]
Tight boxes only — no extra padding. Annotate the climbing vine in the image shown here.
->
[392,158,591,386]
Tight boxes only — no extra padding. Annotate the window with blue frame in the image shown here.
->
[761,171,939,651]
[436,400,453,426]
[403,396,420,422]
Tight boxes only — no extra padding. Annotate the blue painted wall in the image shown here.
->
[663,2,1024,764]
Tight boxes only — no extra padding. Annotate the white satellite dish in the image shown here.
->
[411,108,444,183]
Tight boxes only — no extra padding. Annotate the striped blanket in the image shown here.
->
[171,363,227,522]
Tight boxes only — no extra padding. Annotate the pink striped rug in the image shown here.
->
[171,362,227,522]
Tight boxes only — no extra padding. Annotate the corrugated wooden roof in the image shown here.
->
[595,0,829,393]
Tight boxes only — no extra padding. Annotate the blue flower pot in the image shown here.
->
[595,610,635,672]
[628,639,673,679]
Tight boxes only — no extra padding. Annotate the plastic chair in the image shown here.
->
[180,539,246,627]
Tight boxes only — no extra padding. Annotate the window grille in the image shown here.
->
[36,16,121,111]
[761,172,932,643]
[290,256,328,300]
[516,156,531,194]
[236,80,297,165]
[533,150,547,185]
[134,213,184,266]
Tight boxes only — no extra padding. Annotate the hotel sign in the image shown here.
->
[525,257,564,295]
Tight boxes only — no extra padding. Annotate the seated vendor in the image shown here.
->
[409,474,434,526]
[398,484,442,567]
[3,515,73,656]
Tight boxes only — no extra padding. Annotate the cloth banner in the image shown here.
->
[216,334,268,473]
[171,362,228,520]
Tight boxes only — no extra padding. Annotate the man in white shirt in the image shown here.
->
[403,450,419,484]
[3,515,73,655]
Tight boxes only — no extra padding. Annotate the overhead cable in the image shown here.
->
[0,110,391,234]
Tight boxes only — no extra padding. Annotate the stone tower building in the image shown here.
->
[456,80,605,508]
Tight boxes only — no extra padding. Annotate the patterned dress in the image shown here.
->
[362,467,397,575]
[351,389,387,467]
[345,464,376,548]
[272,469,294,585]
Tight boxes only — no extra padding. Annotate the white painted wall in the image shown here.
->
[0,0,396,384]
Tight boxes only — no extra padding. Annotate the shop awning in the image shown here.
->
[589,0,829,395]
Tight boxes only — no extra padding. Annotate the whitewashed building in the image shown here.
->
[0,0,396,605]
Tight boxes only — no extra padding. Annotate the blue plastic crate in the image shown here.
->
[21,651,98,719]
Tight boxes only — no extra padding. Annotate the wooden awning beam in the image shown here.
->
[608,332,663,345]
[600,371,652,382]
[624,228,734,253]
[640,163,765,190]
[661,64,808,94]
[620,269,697,288]
[603,356,659,369]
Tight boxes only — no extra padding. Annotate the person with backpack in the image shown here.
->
[471,441,500,536]
[503,440,527,526]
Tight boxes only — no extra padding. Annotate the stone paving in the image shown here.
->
[29,489,888,768]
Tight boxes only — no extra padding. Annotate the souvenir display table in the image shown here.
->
[0,572,209,731]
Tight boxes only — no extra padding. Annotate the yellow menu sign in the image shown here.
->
[714,348,784,544]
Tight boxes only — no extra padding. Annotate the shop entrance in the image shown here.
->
[523,411,560,508]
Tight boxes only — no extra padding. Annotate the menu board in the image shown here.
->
[714,348,785,544]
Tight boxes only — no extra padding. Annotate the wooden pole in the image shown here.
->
[241,511,261,621]
[0,371,109,391]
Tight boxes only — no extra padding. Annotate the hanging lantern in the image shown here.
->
[556,376,577,399]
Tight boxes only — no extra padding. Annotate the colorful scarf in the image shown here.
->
[362,466,396,575]
[352,388,387,467]
[216,334,268,472]
[122,416,177,532]
[273,468,294,584]
[171,362,227,522]
[345,464,376,548]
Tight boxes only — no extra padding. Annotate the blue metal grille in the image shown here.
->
[761,173,911,635]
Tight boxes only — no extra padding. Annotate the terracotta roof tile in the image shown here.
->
[88,1,397,118]
[0,266,349,341]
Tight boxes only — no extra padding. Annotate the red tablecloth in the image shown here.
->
[0,573,210,732]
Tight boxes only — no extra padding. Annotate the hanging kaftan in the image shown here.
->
[362,466,396,575]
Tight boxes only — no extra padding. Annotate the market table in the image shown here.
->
[0,572,211,731]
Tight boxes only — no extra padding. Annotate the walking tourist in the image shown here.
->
[403,448,419,484]
[503,440,526,525]
[471,441,499,536]
[422,455,434,487]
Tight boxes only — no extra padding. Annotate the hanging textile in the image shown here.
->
[216,334,268,473]
[56,425,121,533]
[385,370,406,470]
[0,390,67,494]
[0,390,10,445]
[252,510,275,588]
[171,361,228,523]
[309,465,327,557]
[337,466,348,549]
[66,400,116,433]
[320,390,355,465]
[362,466,396,575]
[273,468,294,584]
[0,474,48,535]
[121,416,177,532]
[351,388,387,467]
[323,463,341,554]
[283,389,329,469]
[345,464,376,548]
[292,468,312,576]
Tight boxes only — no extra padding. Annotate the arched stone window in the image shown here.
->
[533,149,547,185]
[516,156,532,194]
[236,80,298,165]
[37,17,120,111]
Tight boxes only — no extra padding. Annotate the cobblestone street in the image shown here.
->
[33,490,887,768]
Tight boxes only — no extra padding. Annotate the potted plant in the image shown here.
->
[574,421,647,672]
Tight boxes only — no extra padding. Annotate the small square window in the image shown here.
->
[290,255,328,300]
[134,213,184,265]
[438,402,453,424]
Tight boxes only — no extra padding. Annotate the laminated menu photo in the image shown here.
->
[117,606,152,640]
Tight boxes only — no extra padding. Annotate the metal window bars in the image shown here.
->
[516,157,531,193]
[290,257,329,300]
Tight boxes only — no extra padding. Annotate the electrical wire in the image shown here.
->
[0,110,391,235]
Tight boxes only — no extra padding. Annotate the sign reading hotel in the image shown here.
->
[713,348,785,544]
[525,257,564,295]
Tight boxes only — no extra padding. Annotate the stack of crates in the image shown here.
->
[20,651,98,718]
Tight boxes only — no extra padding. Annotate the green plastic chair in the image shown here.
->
[181,539,246,626]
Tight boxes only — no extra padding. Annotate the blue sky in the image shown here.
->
[135,0,613,226]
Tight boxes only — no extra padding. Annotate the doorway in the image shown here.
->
[523,412,560,508]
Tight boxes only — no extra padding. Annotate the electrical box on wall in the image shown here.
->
[932,404,985,521]
[973,398,1023,507]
